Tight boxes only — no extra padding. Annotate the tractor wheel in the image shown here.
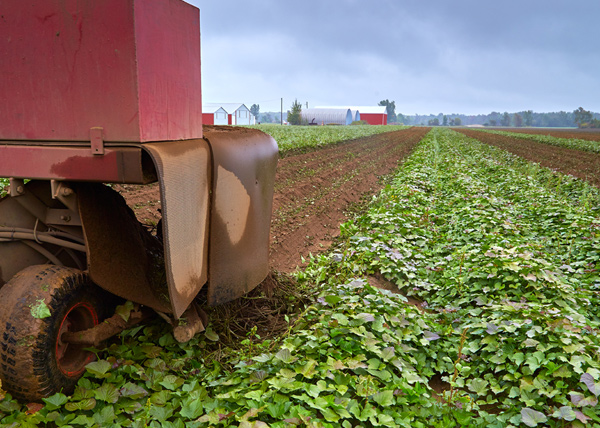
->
[0,265,112,402]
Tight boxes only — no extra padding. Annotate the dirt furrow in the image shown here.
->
[488,127,600,142]
[456,128,600,188]
[271,129,420,227]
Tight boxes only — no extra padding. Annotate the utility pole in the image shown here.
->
[280,98,283,125]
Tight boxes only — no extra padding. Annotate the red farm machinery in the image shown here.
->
[0,0,278,401]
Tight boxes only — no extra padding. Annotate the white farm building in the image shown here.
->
[202,103,256,125]
[301,108,353,125]
[220,103,255,125]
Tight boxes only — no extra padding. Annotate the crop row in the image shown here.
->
[470,129,600,154]
[296,128,600,427]
[249,124,409,154]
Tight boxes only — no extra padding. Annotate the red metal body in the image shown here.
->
[0,0,202,143]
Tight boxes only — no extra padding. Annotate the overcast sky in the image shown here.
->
[189,0,599,115]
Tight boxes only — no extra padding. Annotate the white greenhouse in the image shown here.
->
[301,108,353,125]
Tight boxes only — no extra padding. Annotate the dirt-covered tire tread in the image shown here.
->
[0,265,111,401]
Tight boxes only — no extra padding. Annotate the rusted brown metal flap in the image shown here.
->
[203,127,278,306]
[143,140,211,318]
[78,183,172,313]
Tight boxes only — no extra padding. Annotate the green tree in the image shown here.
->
[523,110,533,126]
[454,117,462,126]
[573,107,593,127]
[287,99,302,125]
[428,118,440,126]
[378,99,397,123]
[442,115,448,126]
[489,119,497,126]
[501,112,511,126]
[513,113,523,127]
[250,104,260,119]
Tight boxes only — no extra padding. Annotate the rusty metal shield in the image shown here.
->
[78,140,211,318]
[78,182,173,313]
[203,127,278,306]
[143,140,211,318]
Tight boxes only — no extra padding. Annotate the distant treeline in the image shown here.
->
[398,110,600,127]
[256,110,600,128]
[257,112,286,124]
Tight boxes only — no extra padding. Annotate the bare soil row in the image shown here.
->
[456,128,600,188]
[488,127,600,142]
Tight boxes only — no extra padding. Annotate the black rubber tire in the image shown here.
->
[0,265,112,402]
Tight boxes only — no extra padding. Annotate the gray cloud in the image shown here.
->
[191,0,600,114]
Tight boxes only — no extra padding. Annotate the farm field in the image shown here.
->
[489,128,600,142]
[249,125,409,154]
[456,128,600,188]
[291,128,600,427]
[269,126,427,272]
[1,127,600,427]
[468,129,600,154]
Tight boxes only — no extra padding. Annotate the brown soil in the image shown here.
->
[488,127,600,142]
[368,273,425,309]
[456,128,600,188]
[115,127,429,274]
[270,127,429,272]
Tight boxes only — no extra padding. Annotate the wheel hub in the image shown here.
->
[56,302,98,376]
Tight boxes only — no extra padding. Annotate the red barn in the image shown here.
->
[355,106,388,125]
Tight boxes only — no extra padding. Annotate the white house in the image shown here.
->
[219,103,256,125]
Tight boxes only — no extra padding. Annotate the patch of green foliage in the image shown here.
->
[0,178,8,198]
[248,125,409,155]
[474,129,600,153]
[1,128,599,427]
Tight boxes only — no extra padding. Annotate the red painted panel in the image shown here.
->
[202,113,215,125]
[0,145,145,183]
[361,113,387,126]
[135,0,202,141]
[0,0,202,142]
